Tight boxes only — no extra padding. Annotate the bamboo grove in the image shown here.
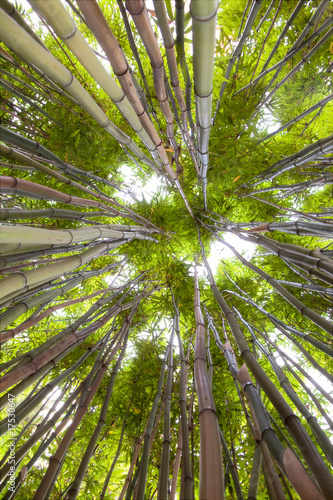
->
[0,0,332,498]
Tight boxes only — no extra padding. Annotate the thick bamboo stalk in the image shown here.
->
[29,0,159,155]
[0,207,108,222]
[0,241,114,303]
[77,0,171,175]
[0,143,132,208]
[191,0,218,208]
[194,268,224,499]
[223,339,324,499]
[235,313,333,462]
[0,0,47,48]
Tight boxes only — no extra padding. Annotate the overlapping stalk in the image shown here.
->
[28,0,160,158]
[31,320,132,500]
[197,228,333,498]
[67,308,136,499]
[125,1,180,165]
[0,10,159,170]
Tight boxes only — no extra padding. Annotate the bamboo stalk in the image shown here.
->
[31,333,124,499]
[125,0,180,172]
[136,343,168,499]
[172,295,193,499]
[191,0,218,208]
[100,374,138,499]
[157,328,174,499]
[29,0,160,156]
[194,268,224,499]
[215,0,265,115]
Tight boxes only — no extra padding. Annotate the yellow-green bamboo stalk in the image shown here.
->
[191,0,218,208]
[0,223,158,255]
[0,242,110,302]
[0,9,158,171]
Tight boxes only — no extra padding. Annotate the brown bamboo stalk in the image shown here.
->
[125,1,180,159]
[77,0,178,181]
[193,268,224,499]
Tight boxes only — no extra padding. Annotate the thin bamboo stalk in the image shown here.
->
[0,291,149,393]
[172,295,193,499]
[213,232,332,334]
[215,0,265,114]
[157,329,174,499]
[100,374,138,499]
[136,343,168,499]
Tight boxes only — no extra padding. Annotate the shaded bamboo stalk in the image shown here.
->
[66,308,137,498]
[157,328,174,499]
[222,341,322,499]
[135,341,169,499]
[194,268,224,499]
[247,219,333,238]
[172,294,193,499]
[234,311,333,462]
